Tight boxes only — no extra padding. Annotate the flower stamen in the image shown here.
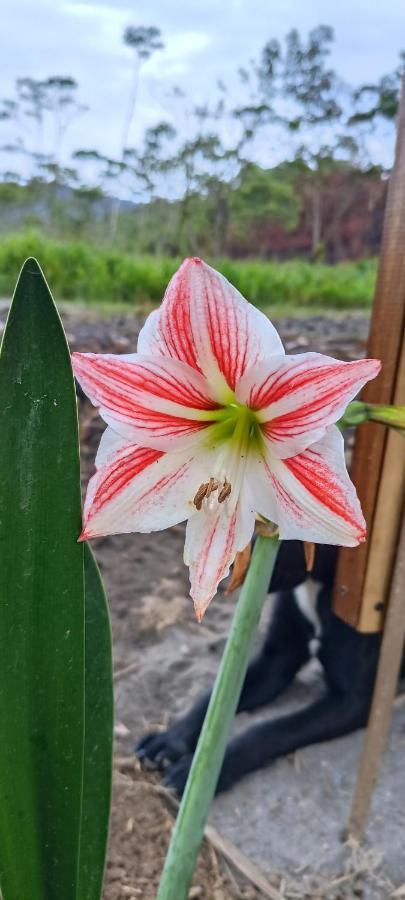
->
[193,477,232,510]
[218,478,232,503]
[206,477,220,498]
[193,483,209,510]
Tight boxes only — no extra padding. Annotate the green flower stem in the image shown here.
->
[157,534,280,900]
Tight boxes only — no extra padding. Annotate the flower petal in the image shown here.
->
[73,351,218,450]
[95,425,127,466]
[237,353,381,458]
[81,435,205,539]
[138,258,284,400]
[249,426,366,546]
[184,489,255,620]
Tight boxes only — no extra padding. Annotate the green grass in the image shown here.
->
[0,231,377,310]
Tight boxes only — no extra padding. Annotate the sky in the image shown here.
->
[0,0,403,178]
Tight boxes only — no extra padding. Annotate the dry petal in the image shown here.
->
[225,543,252,594]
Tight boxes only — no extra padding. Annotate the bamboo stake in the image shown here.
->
[334,76,405,627]
[348,509,405,839]
[358,340,405,632]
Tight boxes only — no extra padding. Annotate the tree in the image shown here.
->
[109,25,164,239]
[229,162,300,256]
[40,77,86,165]
[16,77,48,157]
[129,120,177,199]
[0,99,18,122]
[0,76,86,182]
[282,26,342,127]
[121,25,164,153]
[0,23,394,260]
[349,52,405,127]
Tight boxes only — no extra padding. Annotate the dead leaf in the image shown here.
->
[225,544,252,594]
[304,542,315,572]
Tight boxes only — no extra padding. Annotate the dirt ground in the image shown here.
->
[3,301,403,899]
[73,308,405,900]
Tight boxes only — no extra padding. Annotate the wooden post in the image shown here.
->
[348,510,405,839]
[358,343,405,632]
[339,76,405,840]
[334,76,405,628]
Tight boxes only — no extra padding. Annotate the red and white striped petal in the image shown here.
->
[95,425,128,467]
[138,258,284,401]
[73,351,218,451]
[184,489,256,620]
[237,353,381,458]
[249,426,366,546]
[81,437,207,540]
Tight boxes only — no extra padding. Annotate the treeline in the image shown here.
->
[0,26,402,261]
[0,160,387,261]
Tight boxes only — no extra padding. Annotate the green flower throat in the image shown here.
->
[204,403,265,454]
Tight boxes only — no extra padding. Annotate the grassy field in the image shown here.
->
[0,231,377,310]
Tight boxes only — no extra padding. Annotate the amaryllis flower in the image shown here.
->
[72,258,380,620]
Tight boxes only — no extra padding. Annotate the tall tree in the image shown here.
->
[109,25,164,239]
[40,76,86,165]
[282,26,342,127]
[16,77,49,160]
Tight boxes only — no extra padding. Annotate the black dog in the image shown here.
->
[136,541,394,795]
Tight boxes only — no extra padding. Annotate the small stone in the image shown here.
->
[106,865,126,882]
[114,721,131,738]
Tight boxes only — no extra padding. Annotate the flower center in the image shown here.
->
[191,404,264,516]
[205,403,264,454]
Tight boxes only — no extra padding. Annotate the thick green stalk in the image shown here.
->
[157,534,280,900]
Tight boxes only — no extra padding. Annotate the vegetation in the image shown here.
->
[0,26,402,263]
[0,232,376,308]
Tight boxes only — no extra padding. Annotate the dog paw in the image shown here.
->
[135,729,189,770]
[162,754,237,797]
[163,754,194,796]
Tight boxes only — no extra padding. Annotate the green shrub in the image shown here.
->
[0,231,377,309]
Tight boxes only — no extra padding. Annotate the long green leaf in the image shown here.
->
[79,545,113,900]
[0,258,85,900]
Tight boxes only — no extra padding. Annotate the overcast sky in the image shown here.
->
[1,0,403,174]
